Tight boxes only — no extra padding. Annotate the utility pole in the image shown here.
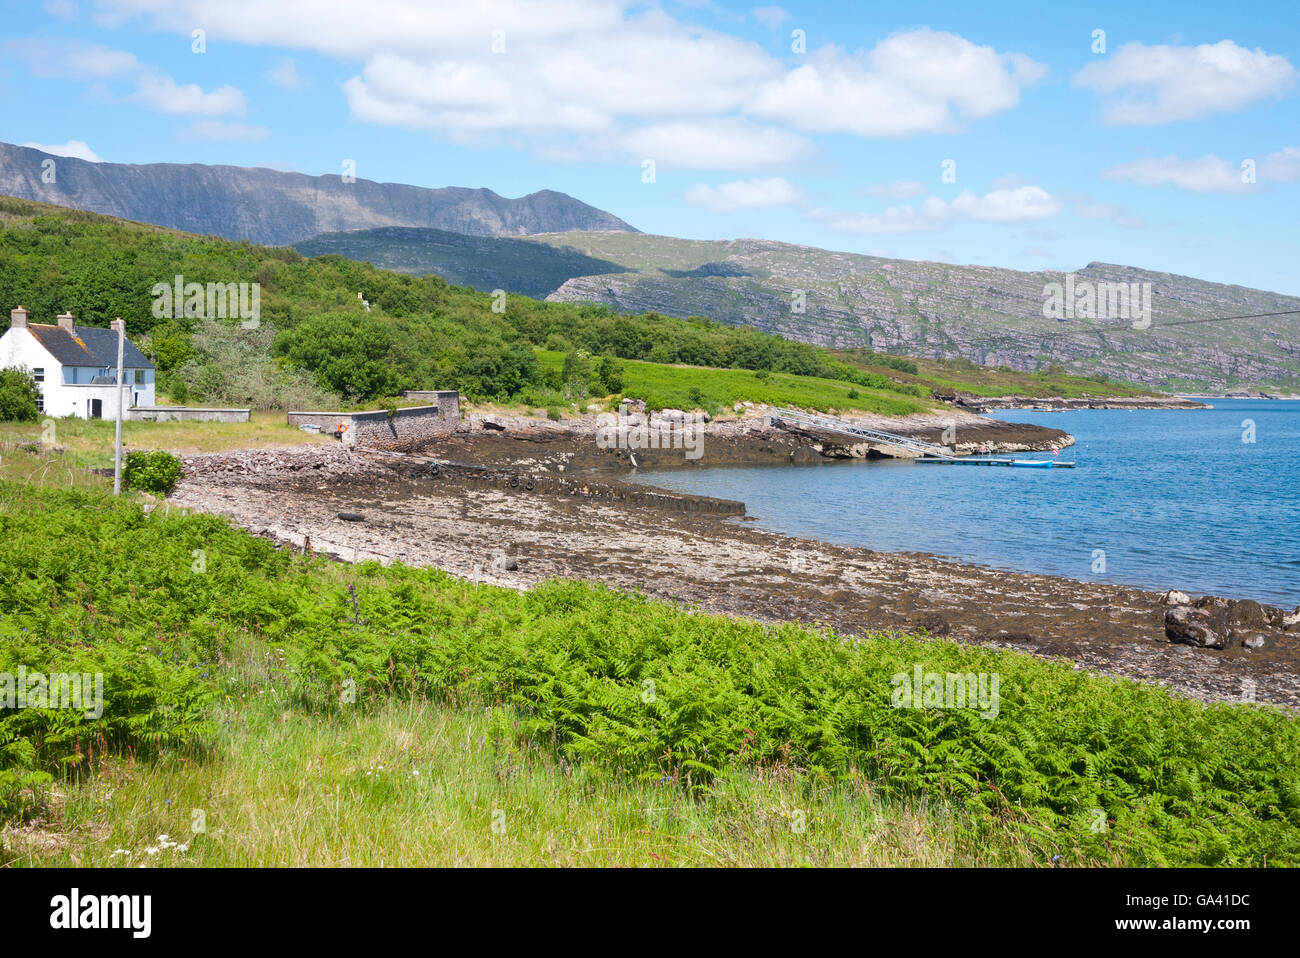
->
[112,317,124,495]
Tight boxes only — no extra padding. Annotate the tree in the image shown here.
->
[561,349,592,399]
[272,313,400,401]
[0,368,41,422]
[594,355,624,394]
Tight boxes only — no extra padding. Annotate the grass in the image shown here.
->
[0,410,327,477]
[2,480,1298,867]
[7,698,1029,867]
[535,350,935,417]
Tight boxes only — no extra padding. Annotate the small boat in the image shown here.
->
[1011,459,1055,469]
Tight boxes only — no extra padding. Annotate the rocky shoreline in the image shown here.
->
[168,416,1300,711]
[947,394,1210,413]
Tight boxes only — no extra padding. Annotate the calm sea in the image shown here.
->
[628,399,1300,607]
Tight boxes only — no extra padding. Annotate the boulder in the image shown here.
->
[1165,606,1227,649]
[1160,589,1192,606]
[914,614,951,636]
[1235,632,1267,650]
[1225,599,1269,629]
[491,555,519,572]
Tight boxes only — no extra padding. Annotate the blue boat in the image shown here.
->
[1011,459,1055,469]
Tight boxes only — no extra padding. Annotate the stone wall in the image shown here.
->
[401,390,460,422]
[126,406,251,423]
[287,394,460,446]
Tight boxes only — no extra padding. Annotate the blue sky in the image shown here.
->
[2,0,1298,293]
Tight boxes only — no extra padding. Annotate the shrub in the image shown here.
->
[0,367,41,422]
[123,450,183,495]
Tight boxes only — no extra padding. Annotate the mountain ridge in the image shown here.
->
[0,142,638,246]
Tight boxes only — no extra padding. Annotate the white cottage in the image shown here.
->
[0,307,155,418]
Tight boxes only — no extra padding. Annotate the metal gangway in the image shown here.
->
[769,407,956,459]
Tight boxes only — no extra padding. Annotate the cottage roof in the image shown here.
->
[25,324,154,369]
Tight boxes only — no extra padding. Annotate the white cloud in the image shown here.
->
[809,185,1060,235]
[749,29,1045,136]
[44,0,78,21]
[751,5,788,28]
[1062,192,1145,229]
[1101,155,1252,192]
[621,119,812,171]
[92,3,1044,169]
[266,57,307,90]
[866,180,926,200]
[1260,146,1300,182]
[22,139,101,162]
[809,200,948,235]
[684,177,802,212]
[11,36,247,117]
[134,72,246,116]
[11,39,138,79]
[949,186,1062,222]
[1074,40,1295,124]
[183,120,270,140]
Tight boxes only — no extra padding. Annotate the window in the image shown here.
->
[32,368,44,383]
[134,369,145,384]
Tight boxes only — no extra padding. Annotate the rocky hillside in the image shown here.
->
[280,224,1300,392]
[0,142,637,246]
[294,227,631,299]
[532,232,1300,393]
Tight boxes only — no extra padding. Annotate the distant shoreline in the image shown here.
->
[1177,394,1300,401]
[954,395,1210,412]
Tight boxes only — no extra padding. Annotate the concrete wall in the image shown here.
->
[127,406,251,423]
[287,394,460,446]
[401,390,460,422]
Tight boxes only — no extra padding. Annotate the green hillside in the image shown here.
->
[0,197,1145,414]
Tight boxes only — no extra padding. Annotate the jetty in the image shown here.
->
[769,407,956,458]
[915,457,1075,468]
[769,407,1074,468]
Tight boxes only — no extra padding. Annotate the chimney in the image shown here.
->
[10,306,28,329]
[57,311,75,333]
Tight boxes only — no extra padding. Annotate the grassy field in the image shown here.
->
[0,411,327,478]
[535,350,935,416]
[2,475,1297,867]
